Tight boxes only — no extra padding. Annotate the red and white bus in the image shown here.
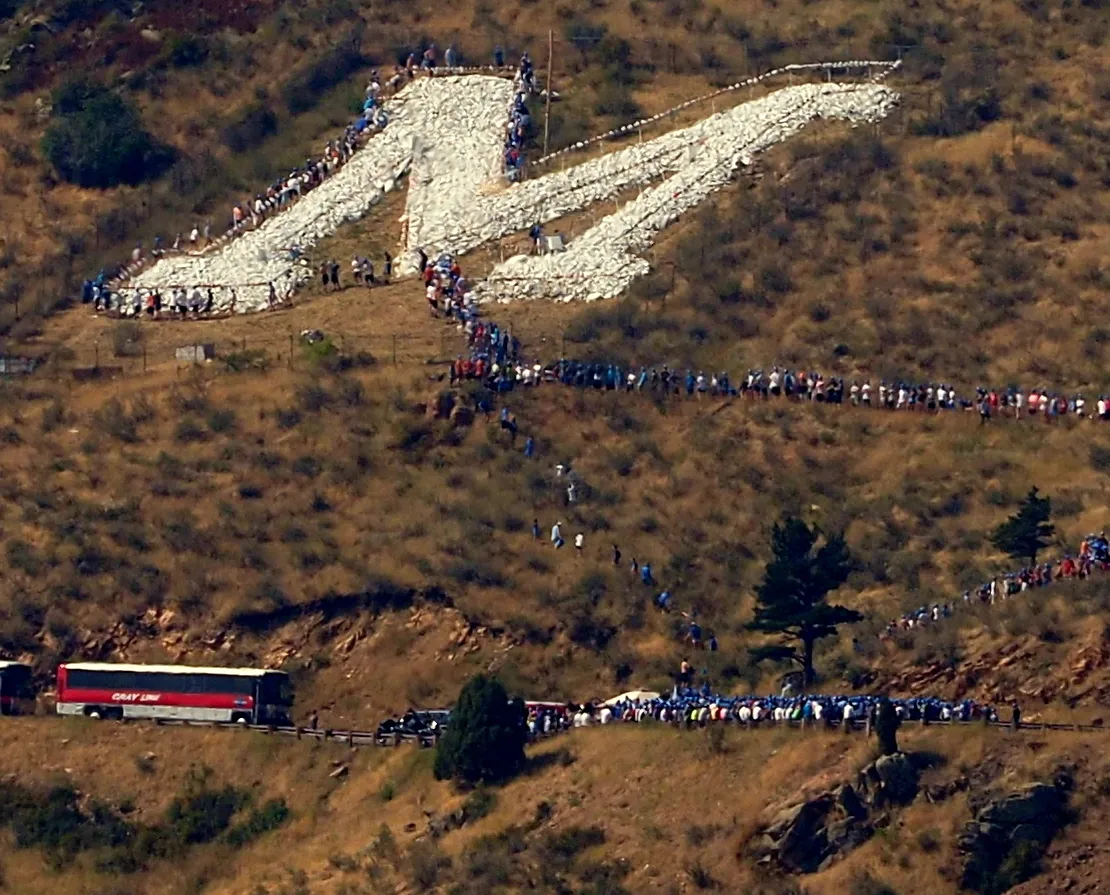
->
[56,662,293,725]
[0,661,34,715]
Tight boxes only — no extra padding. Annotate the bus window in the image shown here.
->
[258,673,294,707]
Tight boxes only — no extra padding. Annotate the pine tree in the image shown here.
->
[433,675,527,785]
[991,487,1054,565]
[747,517,862,687]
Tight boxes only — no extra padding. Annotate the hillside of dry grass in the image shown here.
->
[3,361,1110,725]
[2,720,1110,895]
[4,0,1110,893]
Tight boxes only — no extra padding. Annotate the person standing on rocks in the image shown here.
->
[1011,701,1021,731]
[383,251,393,282]
[320,262,330,292]
[329,260,340,291]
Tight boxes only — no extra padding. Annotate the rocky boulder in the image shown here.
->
[979,783,1062,828]
[959,781,1069,892]
[753,785,873,873]
[857,752,920,807]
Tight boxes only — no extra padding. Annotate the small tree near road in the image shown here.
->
[747,516,862,687]
[434,675,526,786]
[991,487,1054,565]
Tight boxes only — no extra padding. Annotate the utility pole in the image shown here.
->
[543,29,554,156]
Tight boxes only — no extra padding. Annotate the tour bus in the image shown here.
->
[55,662,293,725]
[0,661,34,715]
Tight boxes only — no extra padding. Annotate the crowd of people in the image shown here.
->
[385,691,1006,745]
[504,54,537,180]
[885,533,1110,636]
[580,690,1001,729]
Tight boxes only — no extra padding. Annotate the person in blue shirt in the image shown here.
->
[641,563,653,585]
[524,437,534,458]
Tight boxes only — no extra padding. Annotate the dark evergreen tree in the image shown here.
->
[433,675,526,785]
[747,516,861,687]
[991,487,1054,565]
[42,80,172,189]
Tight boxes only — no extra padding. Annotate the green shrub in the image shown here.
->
[168,34,209,68]
[542,825,605,861]
[174,418,208,444]
[221,104,278,153]
[224,798,289,848]
[207,408,237,433]
[7,539,42,576]
[407,839,451,888]
[434,675,527,785]
[463,787,497,821]
[849,872,899,895]
[42,80,172,188]
[94,398,139,443]
[281,34,364,114]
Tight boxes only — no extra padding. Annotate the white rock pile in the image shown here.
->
[124,67,900,313]
[475,82,900,304]
[129,76,514,313]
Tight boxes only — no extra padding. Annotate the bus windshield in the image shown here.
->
[259,673,293,707]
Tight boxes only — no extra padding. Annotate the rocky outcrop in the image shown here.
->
[857,752,920,807]
[959,782,1069,893]
[752,752,921,873]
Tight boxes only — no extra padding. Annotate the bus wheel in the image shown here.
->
[232,713,250,726]
[87,708,102,720]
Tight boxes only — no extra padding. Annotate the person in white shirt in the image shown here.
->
[574,533,584,554]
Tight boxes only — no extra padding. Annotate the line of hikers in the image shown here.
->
[505,55,537,180]
[446,351,1110,424]
[886,533,1110,636]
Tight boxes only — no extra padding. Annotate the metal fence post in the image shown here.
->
[392,334,397,365]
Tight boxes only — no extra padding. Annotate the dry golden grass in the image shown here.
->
[2,719,1109,895]
[4,0,1110,891]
